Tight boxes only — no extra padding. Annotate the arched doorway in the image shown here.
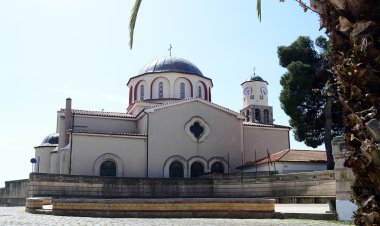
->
[169,161,184,178]
[190,162,204,178]
[100,160,116,177]
[211,161,224,174]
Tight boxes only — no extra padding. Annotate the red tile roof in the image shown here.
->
[239,149,326,169]
[59,109,135,118]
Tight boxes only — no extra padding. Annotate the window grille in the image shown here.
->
[140,85,145,100]
[169,161,184,178]
[191,162,204,178]
[158,82,163,99]
[180,82,185,99]
[100,160,116,177]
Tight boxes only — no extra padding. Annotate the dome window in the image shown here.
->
[140,85,145,100]
[180,82,185,99]
[158,82,164,99]
[198,86,202,99]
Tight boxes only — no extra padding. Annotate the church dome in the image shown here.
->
[40,133,59,146]
[250,75,265,82]
[137,56,204,77]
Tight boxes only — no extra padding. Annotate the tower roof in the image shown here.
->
[137,56,204,77]
[241,74,268,85]
[250,75,266,82]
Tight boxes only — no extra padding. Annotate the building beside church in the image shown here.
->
[239,149,327,174]
[34,56,291,178]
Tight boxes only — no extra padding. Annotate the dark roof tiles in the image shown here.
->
[137,56,204,77]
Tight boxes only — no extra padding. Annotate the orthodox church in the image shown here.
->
[34,56,291,178]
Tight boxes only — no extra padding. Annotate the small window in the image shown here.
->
[255,109,261,122]
[198,86,202,98]
[191,162,204,178]
[140,85,145,100]
[158,82,164,99]
[264,110,269,123]
[180,82,185,99]
[190,122,204,139]
[211,162,224,174]
[169,161,184,178]
[100,160,116,177]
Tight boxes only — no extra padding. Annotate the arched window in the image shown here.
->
[211,162,224,174]
[100,160,116,177]
[140,85,145,101]
[255,109,261,122]
[264,110,269,123]
[190,162,204,178]
[180,82,185,99]
[198,86,202,98]
[246,110,250,122]
[158,82,164,99]
[169,161,184,178]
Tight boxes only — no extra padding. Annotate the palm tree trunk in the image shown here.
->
[312,0,380,224]
[324,96,334,170]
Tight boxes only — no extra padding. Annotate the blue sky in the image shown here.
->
[0,0,324,186]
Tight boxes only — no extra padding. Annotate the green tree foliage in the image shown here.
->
[278,36,343,169]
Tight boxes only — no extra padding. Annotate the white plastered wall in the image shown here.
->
[74,116,137,133]
[137,114,148,134]
[147,101,243,178]
[242,81,268,108]
[243,126,290,163]
[244,162,327,174]
[34,146,56,173]
[70,134,146,177]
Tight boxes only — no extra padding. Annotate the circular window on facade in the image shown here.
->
[184,117,210,143]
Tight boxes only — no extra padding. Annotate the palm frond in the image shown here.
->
[129,0,142,49]
[257,0,261,21]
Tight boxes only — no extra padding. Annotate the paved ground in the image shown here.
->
[0,206,352,226]
[276,203,331,213]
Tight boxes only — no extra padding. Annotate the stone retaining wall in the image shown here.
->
[0,179,28,206]
[51,198,276,218]
[27,171,335,200]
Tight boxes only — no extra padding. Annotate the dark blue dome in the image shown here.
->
[250,75,265,82]
[40,133,59,146]
[137,56,204,77]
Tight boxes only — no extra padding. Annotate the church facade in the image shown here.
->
[34,56,291,178]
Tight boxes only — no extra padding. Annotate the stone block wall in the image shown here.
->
[332,137,357,221]
[0,179,28,206]
[27,171,335,200]
[28,173,213,198]
[209,171,335,198]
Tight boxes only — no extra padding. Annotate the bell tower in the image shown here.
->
[240,75,273,124]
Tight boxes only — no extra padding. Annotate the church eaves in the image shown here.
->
[59,109,135,119]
